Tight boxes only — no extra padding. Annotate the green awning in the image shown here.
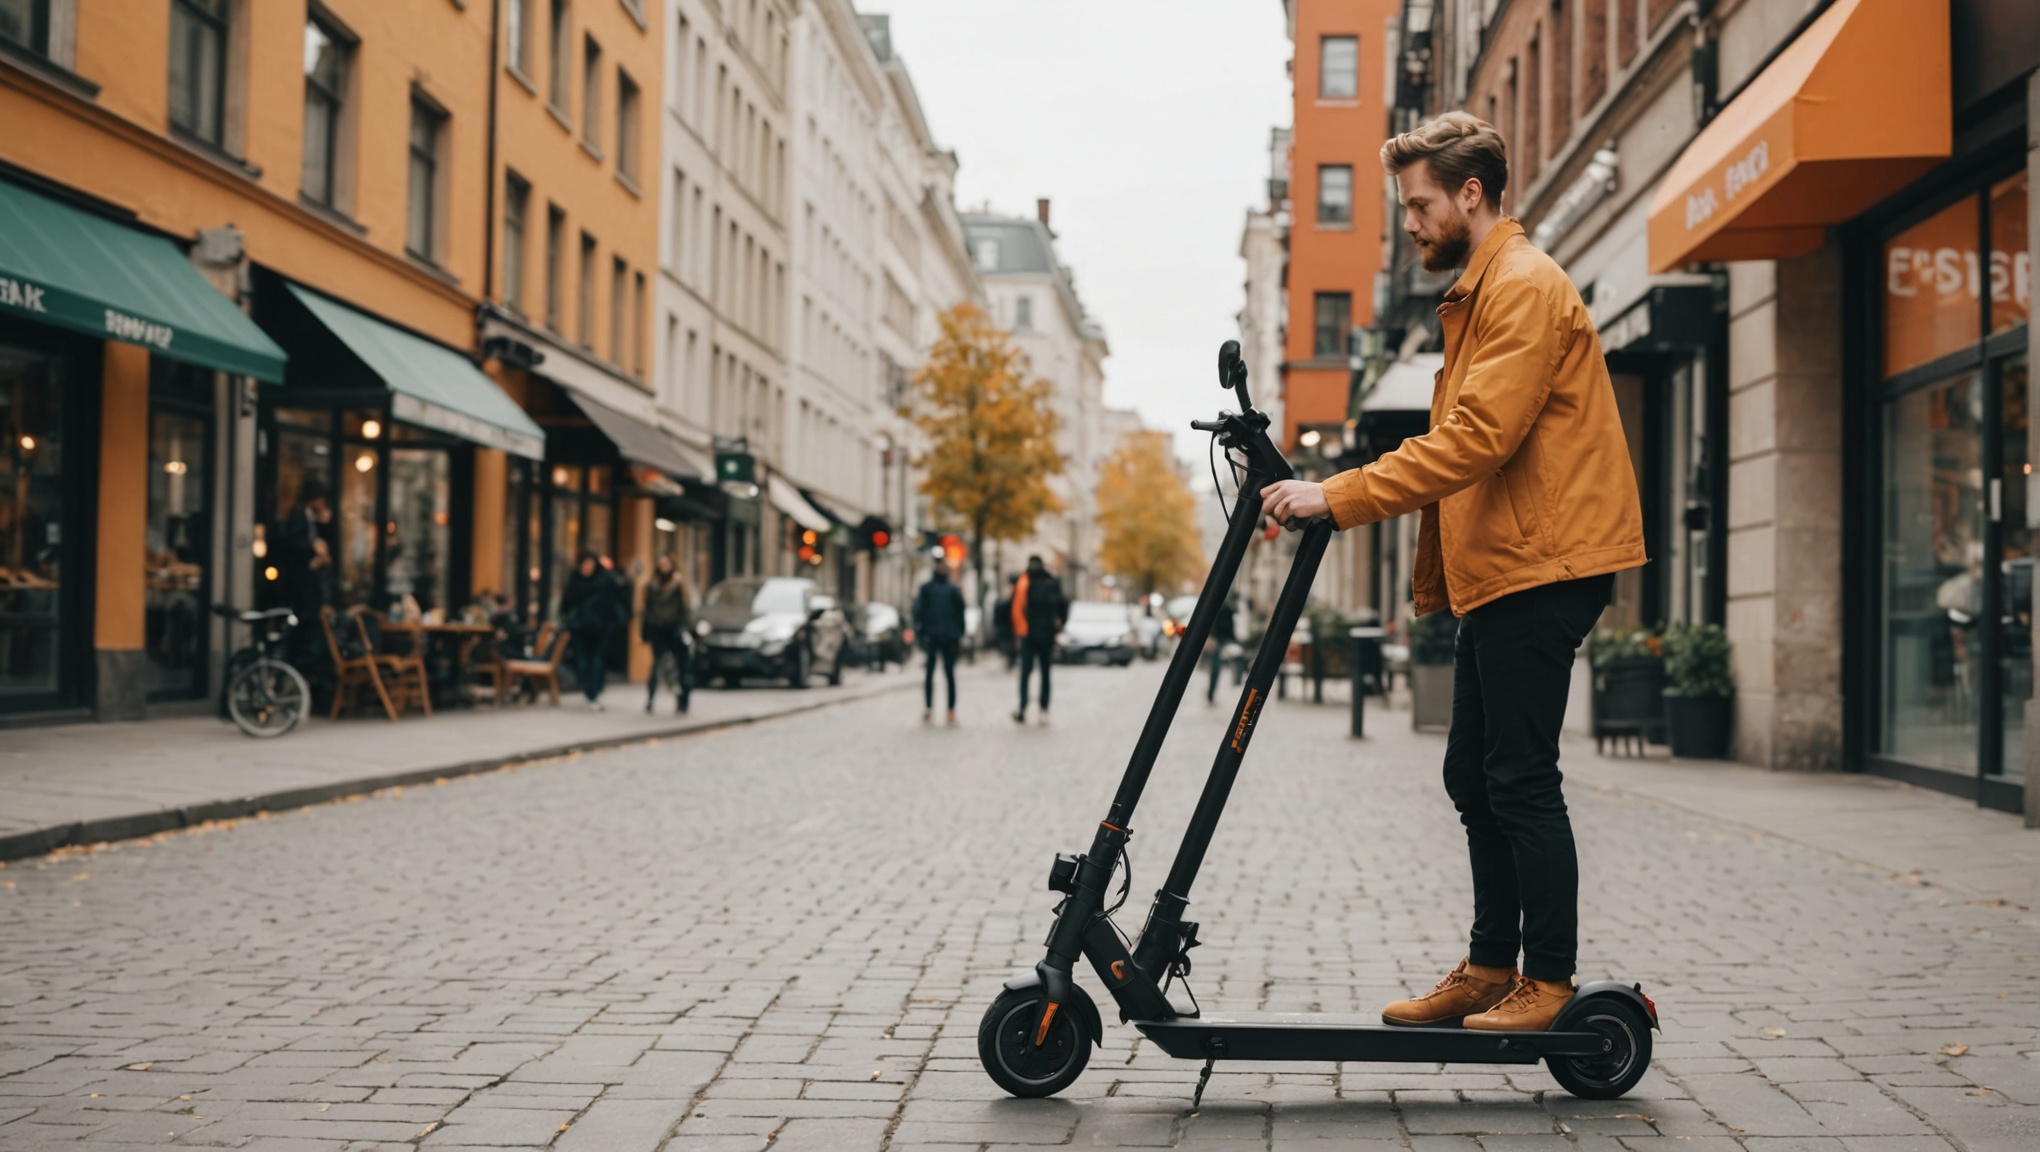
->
[286,283,544,459]
[0,179,286,381]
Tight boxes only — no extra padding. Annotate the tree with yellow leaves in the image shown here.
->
[910,303,1065,614]
[1096,429,1204,600]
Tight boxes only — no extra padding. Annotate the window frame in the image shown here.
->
[615,67,640,184]
[545,204,566,331]
[1317,163,1353,227]
[610,255,627,365]
[505,0,531,77]
[0,0,51,55]
[547,0,571,115]
[580,34,603,153]
[168,0,229,147]
[1318,34,1358,100]
[1312,291,1352,359]
[405,94,448,264]
[300,8,353,211]
[578,231,598,348]
[502,172,531,313]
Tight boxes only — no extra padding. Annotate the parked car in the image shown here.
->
[849,601,908,669]
[696,576,851,688]
[1130,610,1166,659]
[1056,601,1137,666]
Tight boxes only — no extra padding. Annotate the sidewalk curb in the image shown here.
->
[0,677,918,864]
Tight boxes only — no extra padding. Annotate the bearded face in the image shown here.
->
[1396,160,1480,273]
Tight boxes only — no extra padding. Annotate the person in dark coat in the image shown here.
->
[913,564,967,724]
[1012,554,1067,724]
[558,551,626,710]
[641,554,694,714]
[274,478,334,688]
[1206,594,1240,704]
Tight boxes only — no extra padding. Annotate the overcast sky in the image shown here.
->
[870,1,1295,461]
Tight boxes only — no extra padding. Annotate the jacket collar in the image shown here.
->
[1441,217,1523,307]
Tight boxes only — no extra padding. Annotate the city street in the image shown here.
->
[0,661,2035,1151]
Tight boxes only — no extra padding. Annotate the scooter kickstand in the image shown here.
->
[1191,1040,1224,1112]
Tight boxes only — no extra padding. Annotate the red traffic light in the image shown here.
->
[871,530,890,549]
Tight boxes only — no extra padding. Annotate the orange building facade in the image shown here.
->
[0,0,663,723]
[1281,0,1400,452]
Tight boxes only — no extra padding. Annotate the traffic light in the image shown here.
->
[854,515,894,552]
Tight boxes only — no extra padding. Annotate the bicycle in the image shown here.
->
[212,604,311,738]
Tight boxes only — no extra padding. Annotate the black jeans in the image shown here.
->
[647,634,690,711]
[1442,573,1612,982]
[572,634,608,702]
[923,638,959,710]
[1017,637,1054,710]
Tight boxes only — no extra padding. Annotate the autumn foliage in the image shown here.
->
[1096,430,1204,599]
[910,304,1065,609]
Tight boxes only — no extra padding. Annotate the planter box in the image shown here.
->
[1591,656,1665,753]
[1664,693,1733,759]
[1410,663,1454,732]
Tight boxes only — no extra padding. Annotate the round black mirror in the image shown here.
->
[1217,340,1242,389]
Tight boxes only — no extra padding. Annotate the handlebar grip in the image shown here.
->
[1189,418,1226,432]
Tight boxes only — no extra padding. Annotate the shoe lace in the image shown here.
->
[1492,976,1541,1013]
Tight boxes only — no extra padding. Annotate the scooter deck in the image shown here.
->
[1133,1014,1615,1064]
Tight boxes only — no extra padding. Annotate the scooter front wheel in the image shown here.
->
[977,987,1089,1098]
[1546,998,1653,1099]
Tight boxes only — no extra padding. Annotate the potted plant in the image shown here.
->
[1588,626,1665,754]
[1406,611,1457,732]
[1661,622,1734,759]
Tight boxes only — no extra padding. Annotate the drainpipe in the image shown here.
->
[482,0,502,320]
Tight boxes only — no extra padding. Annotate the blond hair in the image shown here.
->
[1381,111,1509,208]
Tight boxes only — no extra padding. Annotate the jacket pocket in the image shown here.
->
[1500,462,1540,543]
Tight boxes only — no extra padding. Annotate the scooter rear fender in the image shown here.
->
[1003,969,1104,1048]
[1556,981,1660,1032]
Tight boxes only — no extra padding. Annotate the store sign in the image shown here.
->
[0,276,46,313]
[104,309,174,349]
[1683,137,1775,233]
[1882,175,2031,377]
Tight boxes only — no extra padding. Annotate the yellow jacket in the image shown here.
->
[1322,219,1645,616]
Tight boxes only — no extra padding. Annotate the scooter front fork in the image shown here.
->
[1034,824,1175,1037]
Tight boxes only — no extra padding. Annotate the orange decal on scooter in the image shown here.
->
[1034,1002,1061,1045]
[1230,689,1260,752]
[1111,961,1127,981]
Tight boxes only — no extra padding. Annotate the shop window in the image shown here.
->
[1318,35,1356,99]
[1884,197,1982,377]
[300,10,353,212]
[146,366,212,701]
[169,0,229,146]
[1989,172,2030,339]
[0,341,65,703]
[386,448,450,618]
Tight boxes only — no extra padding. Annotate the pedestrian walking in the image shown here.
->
[274,478,334,690]
[1010,555,1066,724]
[992,574,1019,669]
[912,563,966,724]
[1206,594,1239,705]
[1259,112,1645,1032]
[641,554,693,715]
[559,551,627,711]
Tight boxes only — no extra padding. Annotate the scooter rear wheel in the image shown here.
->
[977,987,1089,1098]
[1545,998,1653,1100]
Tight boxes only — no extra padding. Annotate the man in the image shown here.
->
[913,563,967,724]
[1010,555,1066,725]
[1206,594,1239,705]
[274,478,334,686]
[1261,112,1645,1032]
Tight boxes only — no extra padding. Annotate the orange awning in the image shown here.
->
[1646,0,1950,273]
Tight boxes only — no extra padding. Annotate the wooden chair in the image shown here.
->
[357,611,431,717]
[464,631,511,707]
[321,606,400,721]
[504,624,571,705]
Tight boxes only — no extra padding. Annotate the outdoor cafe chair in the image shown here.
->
[503,624,570,706]
[320,606,400,722]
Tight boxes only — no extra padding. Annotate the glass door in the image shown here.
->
[145,404,211,699]
[0,338,68,709]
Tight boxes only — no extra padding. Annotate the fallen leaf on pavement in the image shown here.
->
[1967,1087,1995,1096]
[869,1070,881,1080]
[316,1103,329,1112]
[72,873,90,882]
[557,1123,570,1133]
[1761,1028,1787,1038]
[125,1062,150,1071]
[1940,1043,1970,1057]
[419,1121,439,1135]
[1616,1113,1655,1123]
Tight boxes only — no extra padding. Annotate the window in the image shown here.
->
[578,231,597,347]
[169,0,229,146]
[1319,35,1357,99]
[1312,292,1351,358]
[632,272,646,375]
[610,256,627,364]
[1317,164,1353,226]
[506,0,530,76]
[668,168,686,273]
[581,36,602,150]
[406,97,445,262]
[972,238,999,270]
[1014,295,1033,331]
[503,173,530,312]
[301,14,350,209]
[616,69,640,183]
[673,14,690,118]
[547,0,570,112]
[0,0,50,55]
[545,204,565,329]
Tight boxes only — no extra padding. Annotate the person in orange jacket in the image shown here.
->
[1261,112,1645,1033]
[1010,555,1067,724]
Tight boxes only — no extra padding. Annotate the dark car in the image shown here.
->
[848,601,908,669]
[696,576,851,688]
[1056,601,1138,666]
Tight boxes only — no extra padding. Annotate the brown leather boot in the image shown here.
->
[1464,975,1575,1031]
[1380,959,1517,1028]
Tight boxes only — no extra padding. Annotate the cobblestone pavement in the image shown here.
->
[0,661,2034,1151]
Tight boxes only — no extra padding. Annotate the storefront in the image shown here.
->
[1649,0,2036,811]
[0,176,284,720]
[254,277,543,623]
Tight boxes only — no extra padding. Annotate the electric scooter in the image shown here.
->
[976,340,1659,1107]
